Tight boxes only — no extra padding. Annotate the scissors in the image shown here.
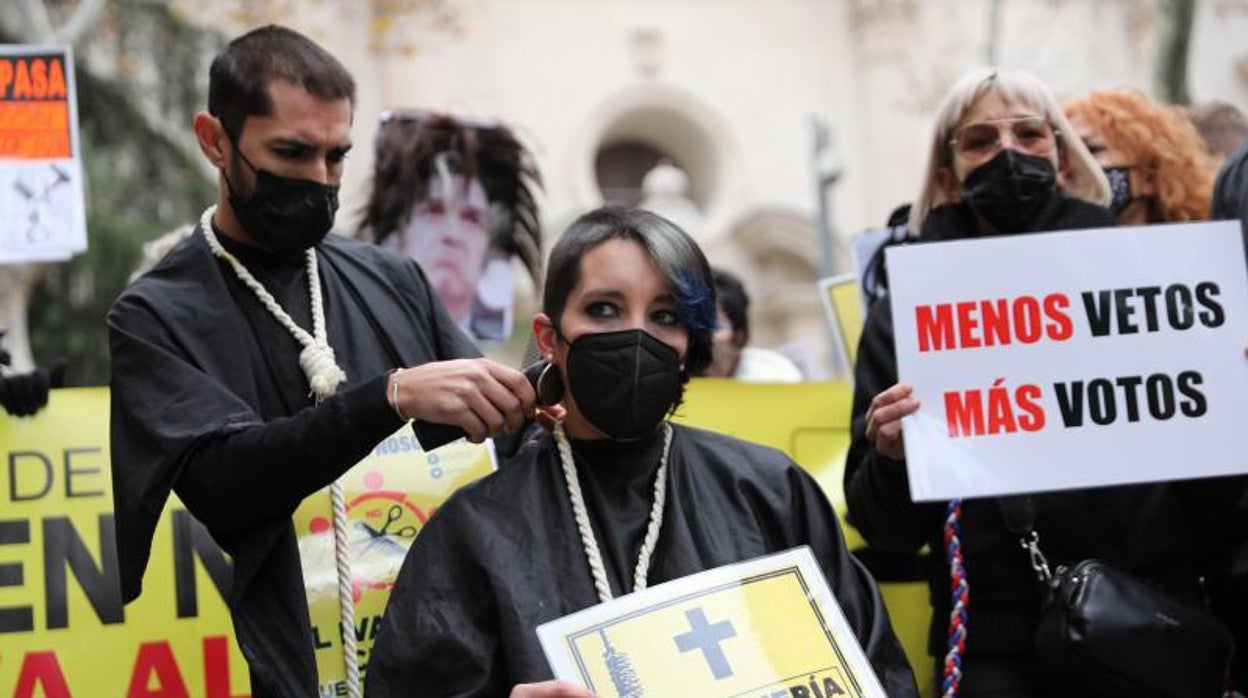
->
[376,504,418,539]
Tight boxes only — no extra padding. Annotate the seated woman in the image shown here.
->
[367,207,918,697]
[846,68,1245,697]
[1063,89,1218,225]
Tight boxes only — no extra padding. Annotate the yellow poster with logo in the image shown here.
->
[538,546,886,697]
[675,380,934,697]
[293,431,493,695]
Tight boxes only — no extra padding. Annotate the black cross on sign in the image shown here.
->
[673,607,737,679]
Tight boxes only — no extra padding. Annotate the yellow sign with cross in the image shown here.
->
[538,547,886,697]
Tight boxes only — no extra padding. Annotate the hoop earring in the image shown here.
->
[536,362,566,407]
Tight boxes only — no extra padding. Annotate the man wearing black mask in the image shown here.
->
[108,26,534,697]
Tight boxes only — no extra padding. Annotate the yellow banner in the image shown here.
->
[1,381,932,697]
[0,388,249,697]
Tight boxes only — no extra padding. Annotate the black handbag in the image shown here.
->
[998,496,1234,697]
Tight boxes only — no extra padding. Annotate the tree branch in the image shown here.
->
[56,0,108,46]
[10,0,56,42]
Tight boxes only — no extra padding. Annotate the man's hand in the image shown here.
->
[510,680,596,697]
[864,381,921,461]
[394,359,536,443]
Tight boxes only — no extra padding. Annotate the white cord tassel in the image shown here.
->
[300,343,347,403]
[556,423,615,602]
[555,422,672,603]
[199,206,358,696]
[632,424,672,593]
[330,480,361,698]
[302,234,346,401]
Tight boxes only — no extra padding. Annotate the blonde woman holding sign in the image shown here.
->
[844,68,1244,697]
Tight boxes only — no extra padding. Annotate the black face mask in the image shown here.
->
[564,328,682,441]
[960,148,1058,234]
[224,142,339,255]
[1103,166,1133,217]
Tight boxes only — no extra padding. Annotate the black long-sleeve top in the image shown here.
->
[108,228,478,696]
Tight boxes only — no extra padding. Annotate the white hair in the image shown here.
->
[909,67,1111,233]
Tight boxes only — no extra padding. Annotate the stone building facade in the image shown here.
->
[174,0,1248,374]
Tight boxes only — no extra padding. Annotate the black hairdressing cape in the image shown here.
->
[108,226,478,697]
[367,424,919,697]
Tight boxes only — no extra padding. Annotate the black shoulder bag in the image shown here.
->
[997,495,1233,697]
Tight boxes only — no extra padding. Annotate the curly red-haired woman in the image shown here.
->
[1064,89,1218,224]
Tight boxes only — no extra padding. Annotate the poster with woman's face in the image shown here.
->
[387,173,515,342]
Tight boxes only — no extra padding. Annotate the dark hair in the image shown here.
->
[711,268,748,341]
[358,112,543,283]
[1185,101,1248,160]
[544,207,716,376]
[208,25,356,142]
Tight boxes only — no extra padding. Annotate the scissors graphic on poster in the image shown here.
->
[355,503,420,557]
[11,164,71,245]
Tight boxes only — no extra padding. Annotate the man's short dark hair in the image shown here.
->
[712,267,749,342]
[208,25,356,141]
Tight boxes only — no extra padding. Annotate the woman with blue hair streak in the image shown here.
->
[368,207,918,697]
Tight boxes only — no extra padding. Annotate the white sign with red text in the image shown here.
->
[886,221,1248,501]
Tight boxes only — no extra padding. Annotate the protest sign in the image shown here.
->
[538,547,886,698]
[886,221,1248,501]
[819,273,865,367]
[0,388,250,697]
[295,431,494,694]
[0,45,86,263]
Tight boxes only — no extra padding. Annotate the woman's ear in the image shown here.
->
[533,313,558,361]
[1055,145,1072,190]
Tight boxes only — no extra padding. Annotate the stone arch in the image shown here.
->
[571,83,740,232]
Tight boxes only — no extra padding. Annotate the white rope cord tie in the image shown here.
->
[199,206,346,402]
[327,480,359,697]
[200,206,360,698]
[554,421,673,603]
